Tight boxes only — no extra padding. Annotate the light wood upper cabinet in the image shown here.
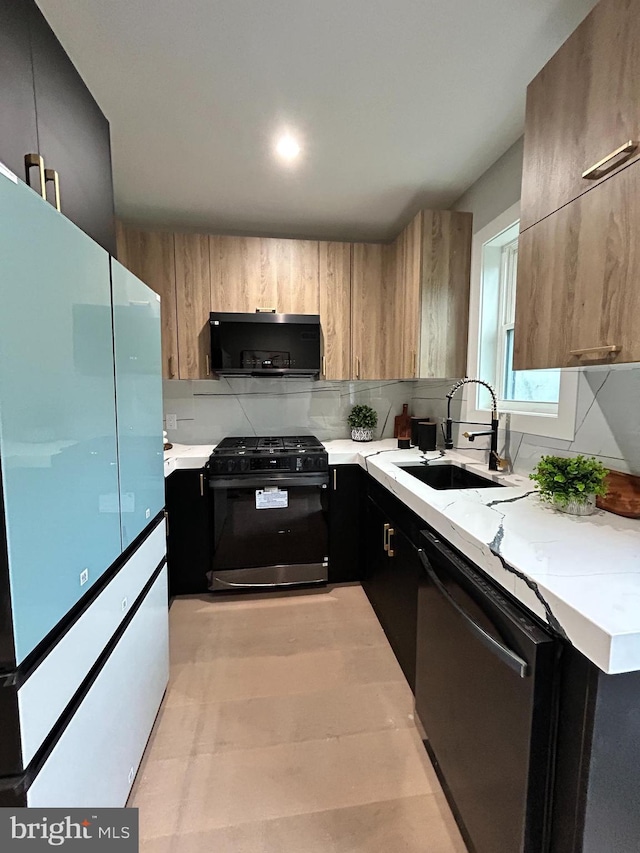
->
[275,239,319,314]
[174,233,211,379]
[351,244,388,380]
[319,242,352,380]
[419,211,472,378]
[514,160,640,370]
[399,213,423,378]
[210,236,277,313]
[117,215,470,383]
[521,0,640,231]
[116,222,178,379]
[210,236,319,314]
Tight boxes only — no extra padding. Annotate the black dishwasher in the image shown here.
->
[416,530,560,853]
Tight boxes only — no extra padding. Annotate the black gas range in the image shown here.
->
[206,435,329,592]
[209,435,328,475]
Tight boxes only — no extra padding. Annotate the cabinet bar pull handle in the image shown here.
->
[387,528,395,558]
[206,354,211,375]
[569,345,621,357]
[168,355,176,377]
[333,468,337,490]
[199,473,205,496]
[383,522,390,551]
[412,350,417,377]
[24,153,46,199]
[44,169,61,211]
[322,355,326,377]
[355,357,360,379]
[582,140,638,180]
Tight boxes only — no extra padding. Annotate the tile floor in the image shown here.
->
[129,584,467,852]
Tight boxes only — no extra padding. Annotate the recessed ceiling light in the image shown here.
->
[275,133,301,162]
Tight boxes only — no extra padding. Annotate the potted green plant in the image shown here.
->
[529,455,608,516]
[347,404,378,442]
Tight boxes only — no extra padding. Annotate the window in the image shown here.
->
[466,202,578,441]
[478,222,560,416]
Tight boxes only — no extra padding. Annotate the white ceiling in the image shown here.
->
[37,0,597,241]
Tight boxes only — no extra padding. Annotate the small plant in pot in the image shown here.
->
[348,404,378,442]
[529,455,608,516]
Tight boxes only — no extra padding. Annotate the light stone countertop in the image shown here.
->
[165,439,640,674]
[163,443,216,478]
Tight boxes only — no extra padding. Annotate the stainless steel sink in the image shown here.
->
[397,463,505,490]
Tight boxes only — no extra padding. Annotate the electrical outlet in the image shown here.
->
[145,507,151,519]
[80,568,89,586]
[165,414,177,430]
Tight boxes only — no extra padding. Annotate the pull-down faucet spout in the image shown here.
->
[445,379,503,471]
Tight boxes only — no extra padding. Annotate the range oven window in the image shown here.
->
[212,482,328,572]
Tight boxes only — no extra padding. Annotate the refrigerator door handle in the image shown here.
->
[418,549,528,678]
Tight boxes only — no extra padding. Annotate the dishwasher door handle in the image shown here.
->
[418,549,528,678]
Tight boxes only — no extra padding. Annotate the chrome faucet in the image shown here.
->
[444,378,505,471]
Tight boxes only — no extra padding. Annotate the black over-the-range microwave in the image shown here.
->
[209,312,321,377]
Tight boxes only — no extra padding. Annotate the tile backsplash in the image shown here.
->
[163,377,461,445]
[504,365,640,477]
[163,365,639,477]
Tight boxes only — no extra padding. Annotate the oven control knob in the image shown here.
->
[240,457,250,472]
[226,459,236,473]
[303,456,315,470]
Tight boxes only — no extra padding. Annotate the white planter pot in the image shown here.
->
[553,493,597,516]
[351,427,373,442]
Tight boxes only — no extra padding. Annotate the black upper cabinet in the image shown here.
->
[0,0,115,254]
[0,0,39,185]
[28,3,115,254]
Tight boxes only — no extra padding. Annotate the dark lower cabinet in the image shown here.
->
[551,646,640,853]
[328,465,364,583]
[165,469,211,596]
[363,494,421,691]
[0,0,115,254]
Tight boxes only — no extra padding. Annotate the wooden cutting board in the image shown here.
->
[596,470,640,518]
[394,403,411,438]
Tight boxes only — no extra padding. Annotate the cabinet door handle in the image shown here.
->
[569,345,621,357]
[206,354,211,375]
[24,153,46,199]
[354,357,360,379]
[387,527,395,558]
[333,468,337,491]
[383,522,390,552]
[322,355,326,378]
[412,350,417,377]
[199,473,205,497]
[44,169,61,211]
[168,355,176,377]
[582,140,638,180]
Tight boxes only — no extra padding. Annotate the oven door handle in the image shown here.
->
[418,549,528,678]
[208,474,329,489]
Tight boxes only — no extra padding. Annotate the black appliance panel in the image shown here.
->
[209,476,328,580]
[210,312,321,376]
[415,530,559,853]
